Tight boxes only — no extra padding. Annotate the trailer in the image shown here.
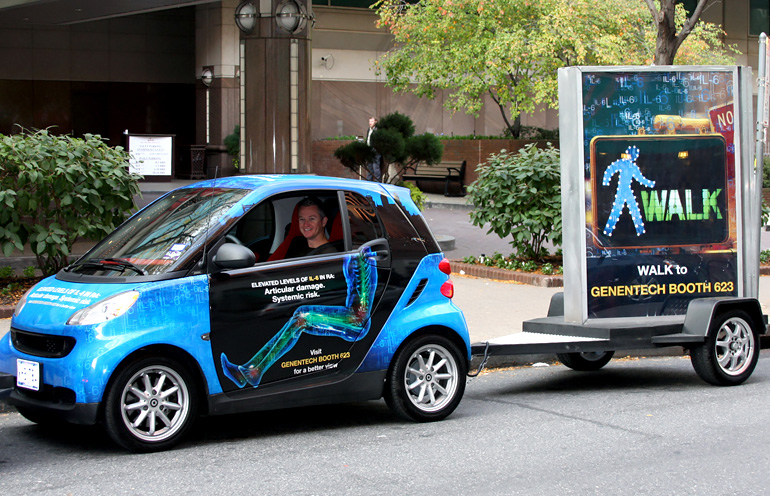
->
[471,59,769,386]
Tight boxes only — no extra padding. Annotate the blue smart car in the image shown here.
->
[0,176,470,451]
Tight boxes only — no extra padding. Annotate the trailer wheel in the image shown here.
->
[386,335,466,422]
[557,351,614,371]
[690,310,759,386]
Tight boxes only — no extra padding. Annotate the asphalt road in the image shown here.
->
[1,352,768,495]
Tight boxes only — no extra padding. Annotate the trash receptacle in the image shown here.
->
[190,145,206,179]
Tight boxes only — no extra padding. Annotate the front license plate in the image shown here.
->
[16,358,41,391]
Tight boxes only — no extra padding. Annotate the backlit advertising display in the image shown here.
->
[580,69,740,318]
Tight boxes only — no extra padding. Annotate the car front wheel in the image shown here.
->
[104,357,197,452]
[386,334,466,422]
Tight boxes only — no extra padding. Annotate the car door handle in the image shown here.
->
[365,250,389,262]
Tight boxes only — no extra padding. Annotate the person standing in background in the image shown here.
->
[365,116,381,181]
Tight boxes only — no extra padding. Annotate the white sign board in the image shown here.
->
[128,135,174,177]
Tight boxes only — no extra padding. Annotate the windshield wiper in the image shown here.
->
[69,258,148,276]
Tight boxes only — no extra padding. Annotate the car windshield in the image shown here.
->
[66,187,251,277]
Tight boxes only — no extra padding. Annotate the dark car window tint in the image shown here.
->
[345,192,384,248]
[231,201,275,263]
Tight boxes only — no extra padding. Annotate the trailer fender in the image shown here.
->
[547,292,565,317]
[682,297,766,337]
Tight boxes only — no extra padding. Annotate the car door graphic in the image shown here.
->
[208,192,391,394]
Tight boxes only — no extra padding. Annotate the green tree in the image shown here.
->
[334,112,443,184]
[374,0,738,138]
[0,128,142,275]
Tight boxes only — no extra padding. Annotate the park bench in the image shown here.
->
[402,160,467,197]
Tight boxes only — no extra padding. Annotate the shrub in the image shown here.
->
[763,157,770,188]
[224,125,240,171]
[0,266,13,279]
[467,143,561,261]
[398,181,428,211]
[761,249,770,265]
[0,128,142,275]
[521,260,538,272]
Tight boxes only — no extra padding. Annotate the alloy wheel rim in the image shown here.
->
[120,365,190,442]
[715,317,754,376]
[404,344,458,412]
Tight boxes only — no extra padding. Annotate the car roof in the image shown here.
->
[181,175,383,194]
[175,175,417,213]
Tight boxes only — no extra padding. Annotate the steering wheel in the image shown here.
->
[225,234,243,245]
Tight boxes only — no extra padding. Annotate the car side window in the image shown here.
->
[228,201,275,263]
[259,192,344,262]
[345,192,385,249]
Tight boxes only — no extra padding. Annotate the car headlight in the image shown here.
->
[67,291,140,326]
[13,287,34,317]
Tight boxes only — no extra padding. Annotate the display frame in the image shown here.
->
[558,66,758,323]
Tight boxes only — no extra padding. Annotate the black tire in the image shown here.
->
[386,334,466,422]
[691,310,760,386]
[104,357,197,452]
[557,351,615,371]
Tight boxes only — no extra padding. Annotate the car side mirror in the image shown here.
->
[213,243,256,270]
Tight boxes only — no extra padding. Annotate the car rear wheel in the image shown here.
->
[386,334,466,422]
[104,357,197,452]
[557,351,614,371]
[691,310,759,386]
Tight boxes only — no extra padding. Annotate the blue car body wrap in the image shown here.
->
[0,274,218,403]
[357,253,471,373]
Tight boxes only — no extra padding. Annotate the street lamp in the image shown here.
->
[234,1,257,34]
[275,0,312,34]
[201,67,214,87]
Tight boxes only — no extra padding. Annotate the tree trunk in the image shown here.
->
[645,0,711,65]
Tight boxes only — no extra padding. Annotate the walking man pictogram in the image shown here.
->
[602,145,655,237]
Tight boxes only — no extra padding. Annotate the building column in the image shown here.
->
[236,0,312,174]
[196,1,241,178]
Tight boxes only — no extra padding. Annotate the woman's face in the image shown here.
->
[298,205,327,243]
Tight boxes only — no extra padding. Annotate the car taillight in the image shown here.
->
[440,279,454,298]
[438,258,451,275]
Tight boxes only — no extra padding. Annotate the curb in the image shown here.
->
[451,261,563,287]
[425,199,473,211]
